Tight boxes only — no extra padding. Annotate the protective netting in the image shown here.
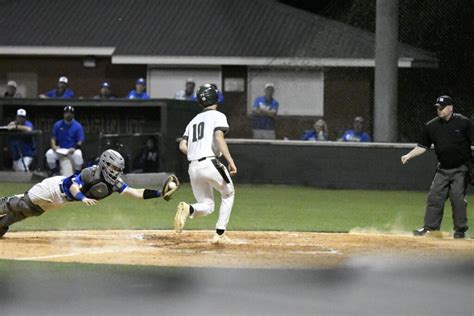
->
[319,0,474,142]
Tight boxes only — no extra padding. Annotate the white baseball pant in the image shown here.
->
[45,148,83,172]
[13,157,33,171]
[188,159,235,231]
[27,176,71,211]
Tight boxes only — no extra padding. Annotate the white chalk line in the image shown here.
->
[14,247,151,261]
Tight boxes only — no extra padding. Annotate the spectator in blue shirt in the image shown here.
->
[45,106,85,175]
[94,81,116,99]
[252,83,279,139]
[340,116,372,142]
[39,76,75,99]
[302,119,329,141]
[127,78,150,99]
[175,78,196,101]
[6,109,36,171]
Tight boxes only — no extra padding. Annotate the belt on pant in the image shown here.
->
[191,156,216,162]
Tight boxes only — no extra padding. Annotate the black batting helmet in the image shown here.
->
[196,84,219,107]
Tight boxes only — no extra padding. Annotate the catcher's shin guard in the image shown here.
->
[0,194,45,236]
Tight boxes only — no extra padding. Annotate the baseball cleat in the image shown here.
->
[174,202,190,233]
[453,231,465,239]
[413,227,432,236]
[211,233,231,244]
[0,226,9,238]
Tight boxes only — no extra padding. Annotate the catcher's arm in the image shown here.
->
[121,175,180,201]
[69,183,97,206]
[401,145,427,164]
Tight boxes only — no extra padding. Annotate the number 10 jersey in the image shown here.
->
[183,109,230,161]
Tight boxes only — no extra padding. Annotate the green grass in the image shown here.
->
[1,183,472,233]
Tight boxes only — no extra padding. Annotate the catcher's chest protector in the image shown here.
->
[80,168,115,200]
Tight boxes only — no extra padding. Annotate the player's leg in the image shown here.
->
[448,166,469,238]
[174,163,214,233]
[27,176,69,210]
[45,148,59,175]
[0,193,45,238]
[207,160,235,243]
[416,168,450,235]
[70,149,84,173]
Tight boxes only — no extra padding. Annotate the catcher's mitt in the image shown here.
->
[162,175,179,201]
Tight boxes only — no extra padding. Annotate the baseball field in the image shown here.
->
[0,182,472,267]
[1,183,473,314]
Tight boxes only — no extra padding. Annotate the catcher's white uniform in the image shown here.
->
[183,109,235,230]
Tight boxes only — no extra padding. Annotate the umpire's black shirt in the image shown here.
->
[418,113,473,169]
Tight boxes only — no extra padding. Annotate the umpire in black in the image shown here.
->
[401,95,473,239]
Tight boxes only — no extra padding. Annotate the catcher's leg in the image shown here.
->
[0,194,45,238]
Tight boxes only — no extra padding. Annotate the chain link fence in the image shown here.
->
[320,0,474,142]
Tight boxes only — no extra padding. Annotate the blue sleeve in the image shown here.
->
[143,93,151,100]
[253,97,261,108]
[340,131,349,141]
[271,100,279,111]
[25,121,33,129]
[51,122,59,139]
[76,124,85,142]
[45,89,56,97]
[72,173,85,187]
[64,89,75,98]
[126,91,134,99]
[217,91,224,104]
[362,133,372,142]
[114,180,129,194]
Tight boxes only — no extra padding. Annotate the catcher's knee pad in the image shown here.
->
[6,194,45,218]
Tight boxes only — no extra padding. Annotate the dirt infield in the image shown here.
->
[0,230,472,268]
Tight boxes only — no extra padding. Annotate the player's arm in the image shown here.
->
[179,137,188,155]
[50,138,59,151]
[402,124,431,164]
[7,121,32,132]
[214,130,237,175]
[121,175,179,201]
[401,146,427,164]
[69,183,97,206]
[259,107,277,117]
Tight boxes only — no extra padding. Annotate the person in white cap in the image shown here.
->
[175,78,196,101]
[5,109,36,171]
[39,76,75,99]
[3,81,23,98]
[252,83,279,139]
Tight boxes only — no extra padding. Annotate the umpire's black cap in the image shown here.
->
[64,105,75,113]
[434,95,453,107]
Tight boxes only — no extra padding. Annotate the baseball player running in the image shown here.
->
[0,149,179,238]
[175,84,237,244]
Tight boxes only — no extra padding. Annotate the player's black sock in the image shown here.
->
[216,229,225,235]
[189,205,195,215]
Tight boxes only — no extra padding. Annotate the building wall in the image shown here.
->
[323,68,373,140]
[0,57,146,99]
[148,67,222,98]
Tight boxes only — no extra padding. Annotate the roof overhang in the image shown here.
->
[0,46,115,56]
[111,55,437,68]
[0,46,438,68]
